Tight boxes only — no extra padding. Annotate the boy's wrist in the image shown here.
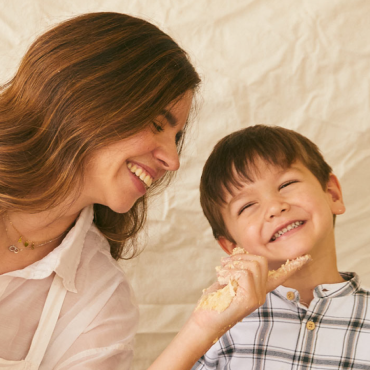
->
[186,311,221,345]
[148,314,218,370]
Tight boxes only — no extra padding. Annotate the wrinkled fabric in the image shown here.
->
[1,2,370,369]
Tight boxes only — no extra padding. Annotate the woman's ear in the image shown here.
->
[327,174,346,215]
[217,237,236,255]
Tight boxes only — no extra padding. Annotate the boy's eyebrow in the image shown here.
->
[226,165,302,208]
[227,188,254,208]
[159,109,177,127]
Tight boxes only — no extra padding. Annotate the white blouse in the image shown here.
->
[0,206,139,369]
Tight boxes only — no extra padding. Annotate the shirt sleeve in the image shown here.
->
[54,343,135,370]
[191,344,220,370]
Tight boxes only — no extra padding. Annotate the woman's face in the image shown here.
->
[79,91,194,213]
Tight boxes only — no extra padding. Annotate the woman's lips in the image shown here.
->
[127,162,153,188]
[128,169,147,194]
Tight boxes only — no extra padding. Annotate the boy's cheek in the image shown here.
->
[234,241,265,257]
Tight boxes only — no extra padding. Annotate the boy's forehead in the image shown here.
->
[221,159,305,204]
[231,157,288,185]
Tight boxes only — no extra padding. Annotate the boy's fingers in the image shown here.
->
[266,255,311,292]
[232,269,258,300]
[221,255,269,282]
[201,282,222,296]
[197,254,310,317]
[218,259,268,305]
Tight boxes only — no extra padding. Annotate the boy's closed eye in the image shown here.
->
[238,202,256,215]
[279,180,299,190]
[237,180,299,215]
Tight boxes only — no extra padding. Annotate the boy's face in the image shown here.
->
[217,159,345,269]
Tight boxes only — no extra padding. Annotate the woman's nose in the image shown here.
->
[153,141,180,171]
[265,198,290,220]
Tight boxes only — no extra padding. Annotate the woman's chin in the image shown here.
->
[106,199,138,214]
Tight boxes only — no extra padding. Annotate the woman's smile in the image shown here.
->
[127,162,154,188]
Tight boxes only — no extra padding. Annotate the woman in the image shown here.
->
[0,12,299,370]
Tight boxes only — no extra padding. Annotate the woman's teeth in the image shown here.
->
[271,221,304,242]
[127,162,153,188]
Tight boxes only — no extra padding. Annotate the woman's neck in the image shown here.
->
[0,200,85,275]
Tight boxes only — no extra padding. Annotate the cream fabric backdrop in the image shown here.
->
[1,1,369,369]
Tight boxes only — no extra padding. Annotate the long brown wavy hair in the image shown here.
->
[0,12,200,259]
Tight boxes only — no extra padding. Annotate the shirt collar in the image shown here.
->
[4,206,94,293]
[314,272,360,298]
[275,272,360,301]
[54,206,94,292]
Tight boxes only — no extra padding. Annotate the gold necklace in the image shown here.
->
[3,214,69,254]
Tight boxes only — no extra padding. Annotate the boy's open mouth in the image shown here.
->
[270,221,305,242]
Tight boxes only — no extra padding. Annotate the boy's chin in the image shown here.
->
[268,252,309,271]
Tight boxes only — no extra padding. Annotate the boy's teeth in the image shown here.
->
[127,162,153,188]
[271,221,303,241]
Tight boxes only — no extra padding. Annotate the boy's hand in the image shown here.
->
[149,252,310,370]
[190,252,310,344]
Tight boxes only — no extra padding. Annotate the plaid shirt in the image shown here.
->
[193,273,370,370]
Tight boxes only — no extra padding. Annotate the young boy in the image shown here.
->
[193,125,370,369]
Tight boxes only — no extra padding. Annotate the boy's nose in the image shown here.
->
[266,200,290,220]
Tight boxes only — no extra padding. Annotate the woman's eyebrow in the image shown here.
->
[160,109,177,127]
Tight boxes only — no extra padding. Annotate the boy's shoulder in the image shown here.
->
[353,284,370,299]
[336,272,370,297]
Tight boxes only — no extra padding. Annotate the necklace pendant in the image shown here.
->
[9,245,20,253]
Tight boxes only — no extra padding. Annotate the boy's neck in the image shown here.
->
[282,243,345,307]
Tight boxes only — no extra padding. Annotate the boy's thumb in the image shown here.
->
[266,255,311,292]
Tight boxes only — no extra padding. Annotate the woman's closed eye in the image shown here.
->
[279,180,298,190]
[175,131,183,145]
[152,121,164,133]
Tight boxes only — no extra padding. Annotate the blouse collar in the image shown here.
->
[3,205,94,293]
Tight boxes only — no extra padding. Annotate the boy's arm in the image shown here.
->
[148,253,309,370]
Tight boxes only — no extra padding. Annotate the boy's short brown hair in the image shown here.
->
[200,125,333,242]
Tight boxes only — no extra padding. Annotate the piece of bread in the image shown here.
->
[268,254,311,279]
[196,248,310,313]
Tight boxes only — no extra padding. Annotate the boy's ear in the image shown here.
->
[326,174,345,215]
[217,237,236,255]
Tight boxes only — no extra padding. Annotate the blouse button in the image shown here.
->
[286,291,295,300]
[306,321,316,331]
